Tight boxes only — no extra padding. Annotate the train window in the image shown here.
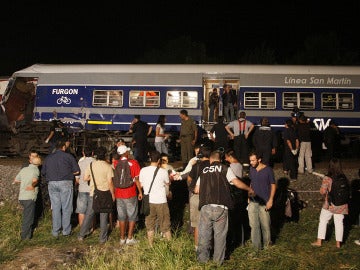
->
[166,91,198,108]
[129,90,160,107]
[283,92,314,109]
[321,92,353,110]
[93,90,123,107]
[244,92,275,109]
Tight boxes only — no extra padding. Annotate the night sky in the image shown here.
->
[1,1,359,76]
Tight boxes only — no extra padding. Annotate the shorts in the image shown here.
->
[75,192,91,214]
[189,193,200,227]
[116,196,138,222]
[145,203,171,233]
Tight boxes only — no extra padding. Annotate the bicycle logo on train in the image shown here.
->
[56,96,71,105]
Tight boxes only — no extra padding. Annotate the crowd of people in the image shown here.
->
[12,106,360,266]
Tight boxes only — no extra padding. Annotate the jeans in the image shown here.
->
[248,201,271,249]
[19,200,36,239]
[223,103,235,122]
[48,181,73,236]
[79,196,109,243]
[209,104,216,122]
[197,204,228,265]
[76,192,91,214]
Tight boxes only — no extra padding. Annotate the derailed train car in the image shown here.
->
[1,64,360,157]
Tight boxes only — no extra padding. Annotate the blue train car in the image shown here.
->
[10,65,204,132]
[235,71,360,133]
[1,64,360,156]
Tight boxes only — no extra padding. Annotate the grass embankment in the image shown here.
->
[1,200,359,270]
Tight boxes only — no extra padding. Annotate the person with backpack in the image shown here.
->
[113,145,143,245]
[312,158,349,248]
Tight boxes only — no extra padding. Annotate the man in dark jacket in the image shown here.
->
[195,150,253,265]
[323,120,341,160]
[252,117,277,166]
[41,139,80,238]
[128,115,152,167]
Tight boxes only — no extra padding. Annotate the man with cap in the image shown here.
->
[114,145,143,245]
[128,115,152,168]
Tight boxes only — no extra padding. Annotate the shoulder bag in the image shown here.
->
[91,162,114,213]
[140,167,160,216]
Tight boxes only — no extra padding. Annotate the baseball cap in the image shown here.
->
[117,145,130,155]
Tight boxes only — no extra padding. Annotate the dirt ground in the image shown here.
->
[1,247,86,270]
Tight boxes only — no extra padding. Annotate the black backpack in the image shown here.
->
[113,160,134,188]
[328,174,350,206]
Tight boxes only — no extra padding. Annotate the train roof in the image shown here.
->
[13,64,360,76]
[11,64,360,86]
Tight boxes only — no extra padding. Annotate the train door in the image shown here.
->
[203,78,240,125]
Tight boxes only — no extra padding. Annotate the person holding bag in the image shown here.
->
[139,150,172,247]
[78,146,115,244]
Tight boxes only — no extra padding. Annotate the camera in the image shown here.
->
[196,153,204,159]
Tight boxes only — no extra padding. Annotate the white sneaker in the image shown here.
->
[126,238,138,245]
[120,238,126,245]
[355,239,360,246]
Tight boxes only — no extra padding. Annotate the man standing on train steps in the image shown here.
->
[221,84,237,122]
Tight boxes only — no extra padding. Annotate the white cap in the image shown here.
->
[117,145,130,155]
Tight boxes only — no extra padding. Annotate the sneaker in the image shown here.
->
[355,239,360,246]
[126,238,138,245]
[120,238,126,245]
